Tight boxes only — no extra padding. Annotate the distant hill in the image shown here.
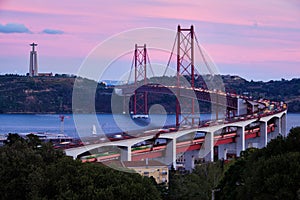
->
[0,74,299,113]
[0,74,111,113]
[222,76,300,112]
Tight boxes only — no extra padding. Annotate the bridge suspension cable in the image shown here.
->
[194,34,214,75]
[163,34,178,77]
[146,51,155,78]
[127,53,135,85]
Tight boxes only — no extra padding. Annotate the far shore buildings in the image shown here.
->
[28,42,53,77]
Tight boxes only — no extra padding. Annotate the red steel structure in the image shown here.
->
[176,25,197,127]
[129,26,227,125]
[133,44,148,115]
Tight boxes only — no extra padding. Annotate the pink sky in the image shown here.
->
[0,0,299,81]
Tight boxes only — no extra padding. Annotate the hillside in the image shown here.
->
[222,76,300,112]
[0,74,299,113]
[0,74,111,113]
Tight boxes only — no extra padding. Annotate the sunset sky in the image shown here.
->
[0,0,300,81]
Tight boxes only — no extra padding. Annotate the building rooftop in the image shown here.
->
[102,160,167,169]
[123,160,167,168]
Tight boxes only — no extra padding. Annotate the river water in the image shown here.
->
[0,113,299,138]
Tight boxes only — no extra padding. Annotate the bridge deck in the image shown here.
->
[120,85,238,109]
[65,108,287,158]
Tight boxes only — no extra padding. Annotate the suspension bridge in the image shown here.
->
[65,25,287,171]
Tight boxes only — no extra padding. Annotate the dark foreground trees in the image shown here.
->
[166,162,223,200]
[2,126,300,200]
[217,127,300,200]
[0,134,161,200]
[166,127,300,200]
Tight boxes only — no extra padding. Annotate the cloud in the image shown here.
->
[42,29,64,34]
[0,23,31,33]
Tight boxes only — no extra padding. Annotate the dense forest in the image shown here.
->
[0,74,300,113]
[1,127,300,199]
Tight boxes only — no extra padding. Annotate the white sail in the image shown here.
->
[92,125,97,135]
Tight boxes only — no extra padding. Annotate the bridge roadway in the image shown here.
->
[83,123,275,163]
[65,108,287,169]
[119,84,240,109]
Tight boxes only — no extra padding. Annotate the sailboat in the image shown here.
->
[92,124,97,136]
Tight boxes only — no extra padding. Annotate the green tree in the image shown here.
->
[168,162,223,200]
[0,134,161,200]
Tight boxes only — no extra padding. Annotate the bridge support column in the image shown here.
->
[218,146,228,160]
[184,150,195,172]
[120,146,131,161]
[165,139,176,169]
[199,132,214,162]
[274,118,281,137]
[122,95,130,114]
[281,114,287,137]
[236,126,245,157]
[259,122,267,148]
